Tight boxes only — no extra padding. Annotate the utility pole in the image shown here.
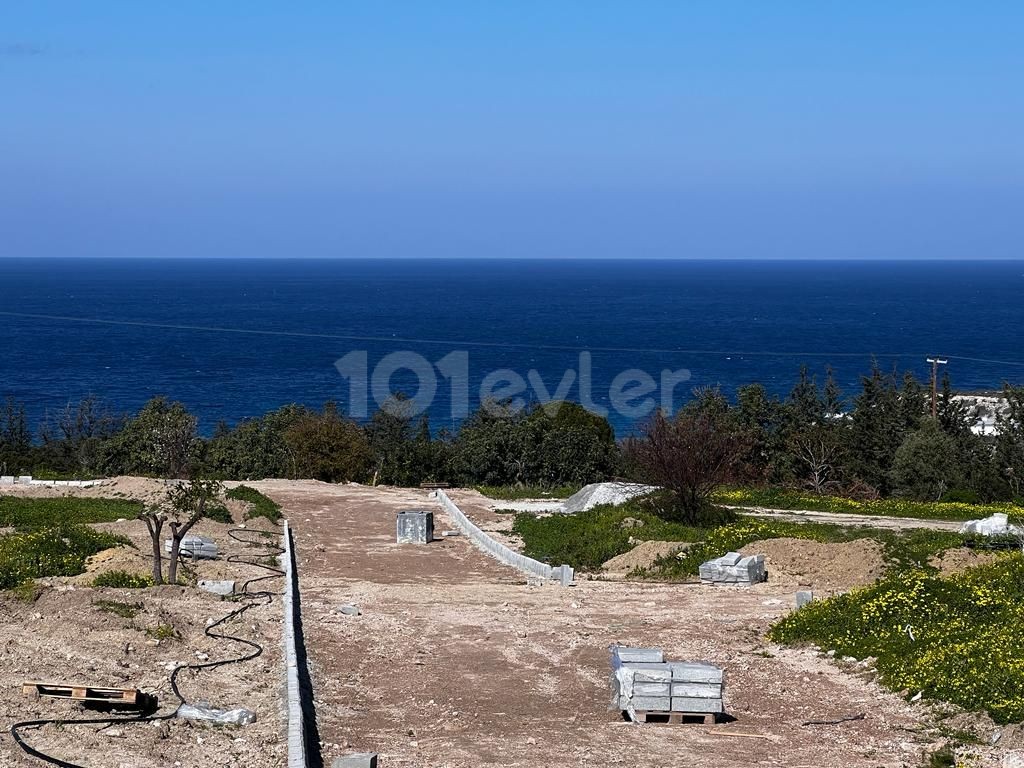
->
[927,357,948,420]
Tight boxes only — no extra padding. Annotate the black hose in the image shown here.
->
[10,526,284,768]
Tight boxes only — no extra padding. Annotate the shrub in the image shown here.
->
[769,555,1024,724]
[203,503,233,524]
[226,485,282,523]
[8,579,43,602]
[92,570,153,589]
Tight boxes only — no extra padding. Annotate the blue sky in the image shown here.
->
[1,2,1021,259]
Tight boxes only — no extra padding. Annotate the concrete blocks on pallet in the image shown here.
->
[610,645,725,719]
[699,551,766,586]
[396,510,434,544]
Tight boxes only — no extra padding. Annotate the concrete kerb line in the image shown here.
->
[435,490,574,586]
[281,520,307,768]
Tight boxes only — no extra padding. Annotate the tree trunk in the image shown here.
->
[143,515,164,585]
[167,539,181,585]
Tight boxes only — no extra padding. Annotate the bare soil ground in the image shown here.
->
[740,538,888,594]
[254,481,960,768]
[0,479,286,768]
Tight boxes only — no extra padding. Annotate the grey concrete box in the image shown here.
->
[629,695,671,712]
[332,754,378,768]
[622,662,673,682]
[396,510,434,544]
[198,579,235,596]
[671,696,724,713]
[0,476,13,485]
[796,590,814,608]
[670,682,721,698]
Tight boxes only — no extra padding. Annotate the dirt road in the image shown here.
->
[255,481,941,768]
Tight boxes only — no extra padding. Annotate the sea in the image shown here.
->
[1,258,1021,436]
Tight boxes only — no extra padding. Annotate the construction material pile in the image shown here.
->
[699,551,766,585]
[609,645,724,723]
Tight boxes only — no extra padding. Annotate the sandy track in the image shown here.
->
[255,481,941,768]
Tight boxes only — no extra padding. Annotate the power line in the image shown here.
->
[1,310,1023,366]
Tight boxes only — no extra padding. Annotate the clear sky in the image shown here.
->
[1,2,1021,259]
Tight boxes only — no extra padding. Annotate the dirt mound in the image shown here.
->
[929,547,1004,576]
[601,540,689,574]
[739,537,886,592]
[70,545,152,585]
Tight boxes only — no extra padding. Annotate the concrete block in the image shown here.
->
[440,530,461,537]
[0,476,13,485]
[633,681,671,696]
[623,663,673,682]
[17,476,32,484]
[396,510,434,544]
[670,663,724,683]
[671,696,724,713]
[671,682,722,698]
[796,590,814,608]
[629,695,671,712]
[720,551,743,566]
[558,564,575,586]
[332,754,378,768]
[198,580,235,596]
[612,646,664,664]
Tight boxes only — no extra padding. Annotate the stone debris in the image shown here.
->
[609,645,725,721]
[698,551,767,586]
[561,482,658,514]
[396,510,434,544]
[959,513,1023,537]
[198,580,235,596]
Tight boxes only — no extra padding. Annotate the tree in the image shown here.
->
[0,397,32,474]
[845,363,912,494]
[139,478,223,585]
[101,397,199,478]
[995,385,1024,500]
[890,420,961,501]
[793,425,843,495]
[203,405,305,480]
[283,402,371,483]
[39,396,124,475]
[630,410,744,523]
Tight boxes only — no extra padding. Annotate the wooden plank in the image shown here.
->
[22,681,139,705]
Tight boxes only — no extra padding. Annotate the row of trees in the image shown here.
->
[1,364,1023,509]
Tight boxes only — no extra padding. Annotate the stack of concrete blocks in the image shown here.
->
[609,645,725,722]
[0,476,105,488]
[396,510,434,544]
[699,551,766,586]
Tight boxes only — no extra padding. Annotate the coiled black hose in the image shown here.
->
[11,527,284,768]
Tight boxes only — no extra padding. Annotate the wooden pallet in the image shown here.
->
[22,681,140,706]
[631,710,716,725]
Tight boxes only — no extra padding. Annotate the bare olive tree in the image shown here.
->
[139,479,223,585]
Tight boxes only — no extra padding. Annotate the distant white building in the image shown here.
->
[951,393,1009,436]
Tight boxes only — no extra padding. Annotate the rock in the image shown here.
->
[619,517,645,529]
[1001,752,1024,768]
[337,604,361,616]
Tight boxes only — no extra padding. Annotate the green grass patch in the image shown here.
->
[226,485,282,523]
[92,570,153,589]
[477,485,580,501]
[0,496,143,531]
[512,503,710,570]
[713,487,1023,522]
[769,555,1024,724]
[145,622,179,641]
[7,579,43,602]
[0,525,131,589]
[93,598,144,618]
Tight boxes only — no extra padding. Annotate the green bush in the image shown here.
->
[203,503,233,524]
[0,525,130,589]
[0,496,143,531]
[93,598,144,618]
[769,555,1024,724]
[92,570,153,589]
[713,487,1023,522]
[226,485,282,523]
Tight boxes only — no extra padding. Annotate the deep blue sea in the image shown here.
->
[1,259,1022,436]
